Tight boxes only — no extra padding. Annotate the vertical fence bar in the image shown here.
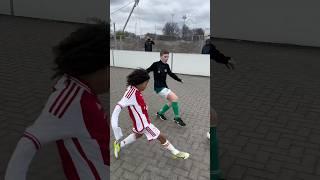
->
[10,0,14,15]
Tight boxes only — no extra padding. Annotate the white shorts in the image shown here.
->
[132,123,160,141]
[157,88,171,99]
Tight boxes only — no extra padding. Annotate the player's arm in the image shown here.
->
[5,113,81,180]
[111,104,123,141]
[5,136,38,180]
[111,93,134,140]
[210,44,235,69]
[146,62,156,73]
[209,44,228,64]
[167,65,182,82]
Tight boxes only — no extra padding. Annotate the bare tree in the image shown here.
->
[192,28,205,36]
[182,24,192,40]
[162,22,180,37]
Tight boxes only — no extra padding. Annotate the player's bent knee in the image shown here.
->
[157,134,166,144]
[172,98,178,102]
[134,133,143,138]
[168,93,178,101]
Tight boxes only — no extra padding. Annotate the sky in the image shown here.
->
[110,0,210,35]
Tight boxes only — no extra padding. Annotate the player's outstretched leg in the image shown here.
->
[114,133,142,159]
[157,134,190,159]
[167,92,186,126]
[156,102,171,120]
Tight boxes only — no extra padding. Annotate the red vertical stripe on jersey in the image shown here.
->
[56,140,80,180]
[132,106,145,129]
[72,138,101,180]
[53,83,76,116]
[49,79,71,113]
[128,107,138,131]
[80,91,110,167]
[134,91,150,123]
[58,86,81,118]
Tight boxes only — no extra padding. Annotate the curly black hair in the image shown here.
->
[52,21,108,79]
[127,68,150,86]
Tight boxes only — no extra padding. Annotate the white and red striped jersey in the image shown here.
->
[23,75,109,180]
[117,86,150,132]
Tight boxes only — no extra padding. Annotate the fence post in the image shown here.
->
[171,53,174,72]
[119,35,123,50]
[10,0,15,15]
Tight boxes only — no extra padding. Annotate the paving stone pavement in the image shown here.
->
[212,39,320,180]
[110,67,210,180]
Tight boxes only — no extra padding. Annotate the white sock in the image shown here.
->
[120,133,136,148]
[162,140,179,155]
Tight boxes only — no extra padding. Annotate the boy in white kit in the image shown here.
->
[111,69,190,159]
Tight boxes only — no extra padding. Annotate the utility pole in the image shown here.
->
[171,13,175,23]
[123,0,140,32]
[182,15,187,25]
[182,15,187,38]
[113,23,117,49]
[135,22,137,35]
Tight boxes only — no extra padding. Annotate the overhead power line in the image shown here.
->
[111,1,135,15]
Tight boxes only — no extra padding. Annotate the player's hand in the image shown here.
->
[180,79,184,83]
[225,58,236,70]
[113,127,123,140]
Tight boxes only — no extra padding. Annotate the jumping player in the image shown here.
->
[5,23,109,180]
[111,69,190,160]
[146,50,186,126]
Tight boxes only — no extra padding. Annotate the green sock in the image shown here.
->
[171,102,180,118]
[211,127,221,180]
[159,104,170,114]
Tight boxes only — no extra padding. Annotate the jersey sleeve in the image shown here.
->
[146,62,156,73]
[5,137,37,180]
[111,105,123,140]
[24,90,108,146]
[24,115,77,148]
[117,89,136,108]
[167,64,182,82]
[210,44,230,64]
